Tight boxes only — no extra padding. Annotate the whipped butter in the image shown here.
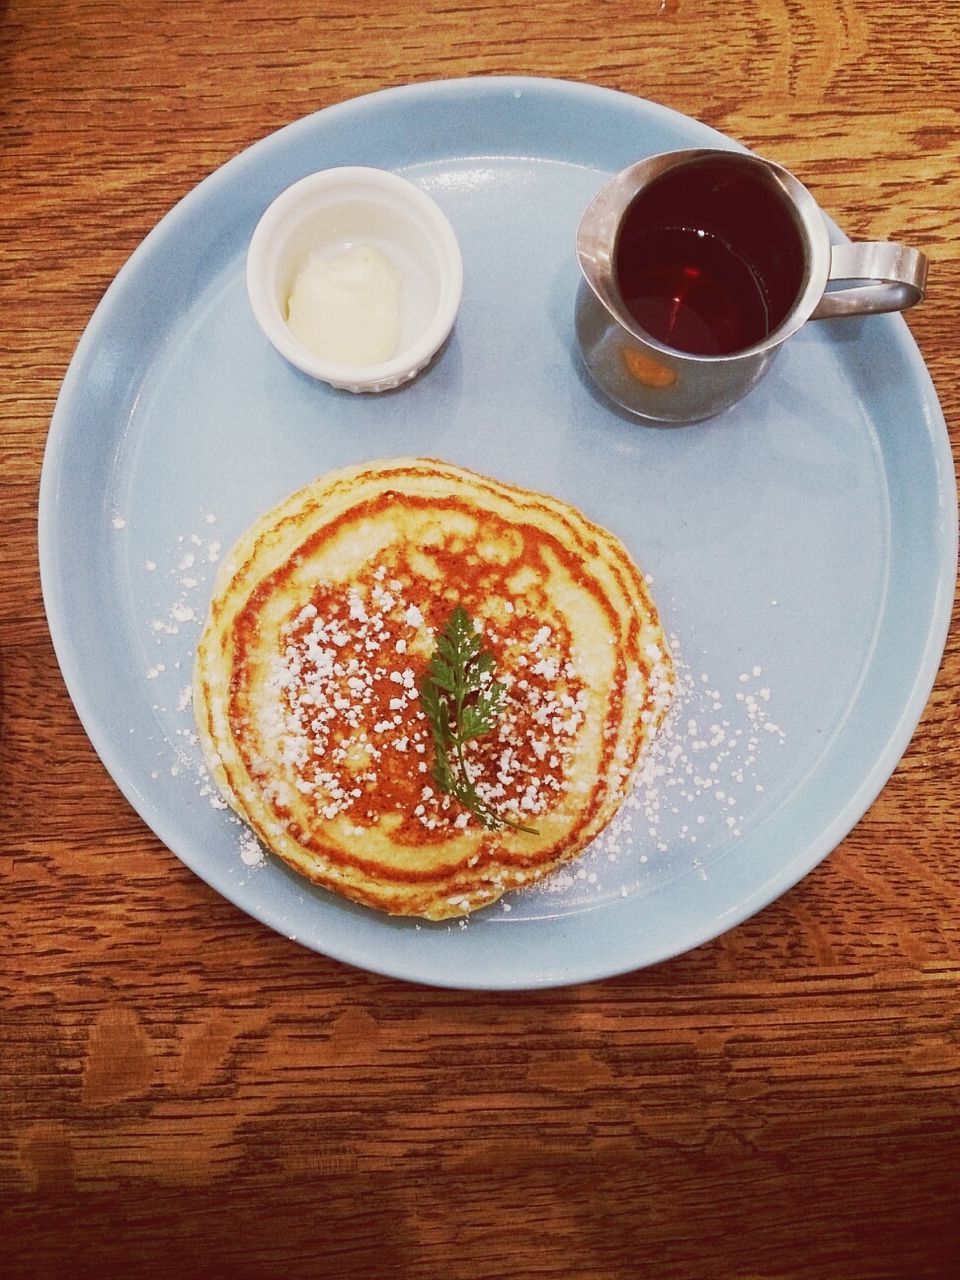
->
[286,244,402,366]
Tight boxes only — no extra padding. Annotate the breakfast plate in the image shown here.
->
[38,77,957,988]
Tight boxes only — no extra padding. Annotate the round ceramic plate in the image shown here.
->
[39,77,956,989]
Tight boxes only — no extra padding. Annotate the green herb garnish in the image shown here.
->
[420,604,537,834]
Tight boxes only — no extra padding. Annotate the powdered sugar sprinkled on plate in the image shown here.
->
[134,512,269,876]
[517,629,785,915]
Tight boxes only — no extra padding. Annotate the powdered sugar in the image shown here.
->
[259,570,591,833]
[130,511,270,875]
[525,630,785,909]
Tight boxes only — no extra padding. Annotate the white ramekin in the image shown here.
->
[246,166,463,393]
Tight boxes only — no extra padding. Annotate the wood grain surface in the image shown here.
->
[2,1,958,1276]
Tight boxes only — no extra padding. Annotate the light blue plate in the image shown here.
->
[39,77,957,989]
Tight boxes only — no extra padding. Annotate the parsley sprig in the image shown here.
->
[420,604,537,834]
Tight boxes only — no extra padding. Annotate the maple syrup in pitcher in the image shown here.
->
[615,158,807,357]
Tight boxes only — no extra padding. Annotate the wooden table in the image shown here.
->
[2,2,958,1276]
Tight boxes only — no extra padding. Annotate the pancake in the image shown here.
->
[193,457,674,919]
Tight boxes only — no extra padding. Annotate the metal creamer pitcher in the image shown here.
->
[575,148,928,424]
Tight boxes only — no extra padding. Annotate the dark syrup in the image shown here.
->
[617,227,771,356]
[614,163,805,357]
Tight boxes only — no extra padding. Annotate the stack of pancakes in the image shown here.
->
[193,457,673,919]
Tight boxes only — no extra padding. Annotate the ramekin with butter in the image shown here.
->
[246,166,463,393]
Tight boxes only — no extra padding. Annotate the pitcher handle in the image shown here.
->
[811,242,928,319]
